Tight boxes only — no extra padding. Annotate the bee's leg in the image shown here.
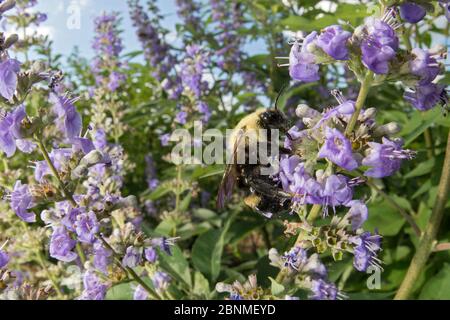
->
[246,176,291,199]
[259,140,293,157]
[252,194,291,218]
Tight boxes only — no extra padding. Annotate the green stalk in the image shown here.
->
[36,249,64,298]
[20,222,64,298]
[35,138,76,207]
[344,71,374,137]
[395,131,450,299]
[36,138,87,264]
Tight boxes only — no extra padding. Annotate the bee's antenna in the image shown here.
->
[275,83,289,110]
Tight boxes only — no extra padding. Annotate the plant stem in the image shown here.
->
[36,249,64,298]
[36,137,86,264]
[423,127,434,159]
[20,222,64,298]
[35,138,76,207]
[344,71,373,137]
[395,131,450,299]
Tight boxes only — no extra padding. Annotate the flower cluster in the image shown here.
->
[210,0,266,92]
[268,246,344,300]
[128,0,182,99]
[89,12,129,143]
[175,0,201,32]
[0,3,175,301]
[280,7,447,112]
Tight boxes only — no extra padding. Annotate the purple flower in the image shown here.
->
[151,237,177,255]
[175,111,188,124]
[363,137,415,178]
[49,227,77,262]
[0,250,9,269]
[0,58,20,100]
[144,247,158,263]
[346,200,368,230]
[93,242,112,274]
[79,271,108,300]
[282,246,308,271]
[197,101,211,123]
[322,174,353,209]
[310,279,338,300]
[33,148,73,182]
[108,71,126,92]
[122,246,142,268]
[409,48,441,85]
[0,105,36,157]
[175,0,201,30]
[10,181,36,223]
[318,127,358,171]
[361,18,399,74]
[72,137,95,154]
[133,285,148,300]
[404,83,446,111]
[350,232,382,272]
[314,100,355,128]
[159,133,170,146]
[49,93,82,140]
[399,2,426,23]
[74,211,99,244]
[316,25,351,60]
[93,129,108,150]
[288,32,320,82]
[152,271,170,291]
[180,45,209,98]
[145,154,159,190]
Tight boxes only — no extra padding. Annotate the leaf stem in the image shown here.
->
[395,131,450,299]
[344,71,373,137]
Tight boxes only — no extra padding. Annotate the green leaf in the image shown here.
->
[347,291,394,300]
[193,208,218,220]
[192,271,211,298]
[269,277,285,296]
[146,185,171,201]
[419,264,450,299]
[404,158,435,179]
[157,245,192,289]
[365,199,405,236]
[154,219,177,237]
[403,108,440,146]
[280,16,312,30]
[106,282,134,300]
[191,213,234,282]
[191,229,224,282]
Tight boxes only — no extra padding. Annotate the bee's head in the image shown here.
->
[259,109,291,133]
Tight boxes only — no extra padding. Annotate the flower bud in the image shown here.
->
[296,104,320,119]
[361,107,377,121]
[0,0,15,14]
[80,150,104,167]
[3,34,18,50]
[374,122,402,137]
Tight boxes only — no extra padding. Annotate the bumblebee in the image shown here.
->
[216,106,293,218]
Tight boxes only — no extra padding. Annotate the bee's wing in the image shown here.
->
[216,131,244,210]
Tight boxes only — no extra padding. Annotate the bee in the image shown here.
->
[216,96,293,218]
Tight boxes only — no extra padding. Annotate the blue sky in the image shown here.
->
[32,0,448,65]
[34,0,181,58]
